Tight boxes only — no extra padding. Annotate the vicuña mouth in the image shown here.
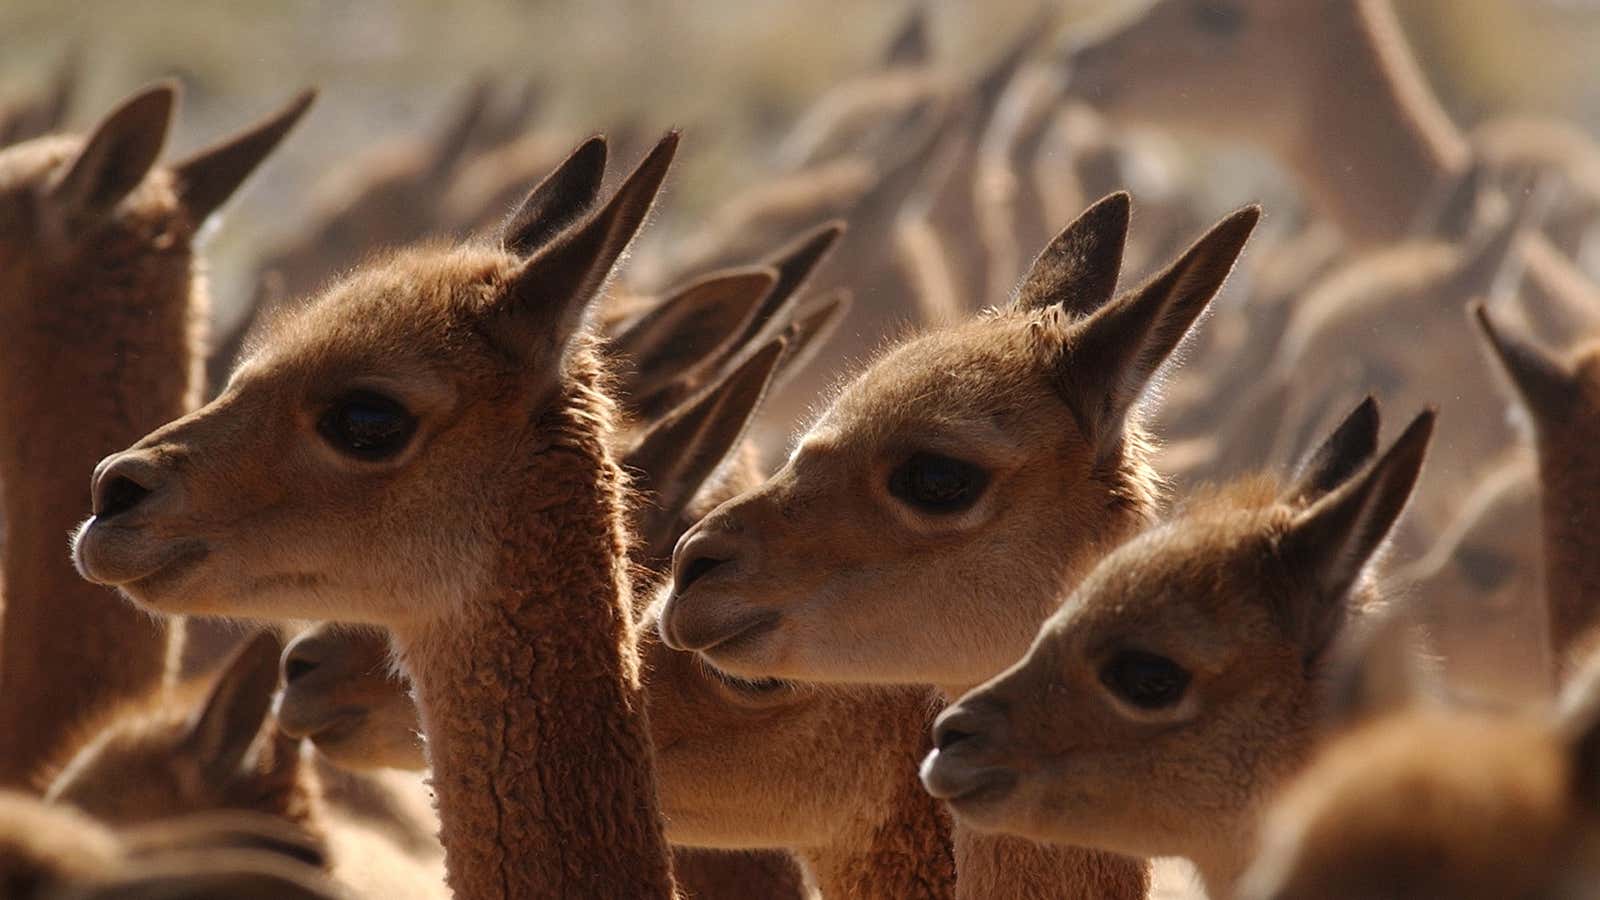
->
[74,519,208,592]
[921,750,1018,808]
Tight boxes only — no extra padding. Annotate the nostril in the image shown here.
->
[678,555,728,591]
[96,475,151,519]
[283,655,320,685]
[936,726,977,752]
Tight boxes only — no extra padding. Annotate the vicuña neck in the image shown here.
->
[952,826,1149,899]
[0,248,200,785]
[1288,0,1468,243]
[398,439,674,900]
[798,688,957,899]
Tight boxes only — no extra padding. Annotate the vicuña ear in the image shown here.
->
[183,631,281,784]
[722,220,845,363]
[50,81,175,219]
[1473,302,1578,427]
[172,88,316,225]
[773,290,851,390]
[625,339,786,561]
[1012,191,1130,315]
[1059,204,1259,452]
[495,132,677,363]
[612,266,776,402]
[1278,410,1434,662]
[881,3,931,67]
[500,135,608,255]
[1283,395,1380,505]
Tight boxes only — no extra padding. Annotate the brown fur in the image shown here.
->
[926,409,1432,897]
[73,136,683,898]
[1236,642,1600,899]
[0,83,309,785]
[661,196,1258,898]
[1475,308,1600,679]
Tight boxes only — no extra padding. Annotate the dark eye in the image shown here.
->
[1100,650,1191,710]
[887,453,989,514]
[317,391,416,461]
[1193,1,1245,36]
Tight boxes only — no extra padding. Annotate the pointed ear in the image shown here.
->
[773,290,851,389]
[882,3,932,67]
[1012,191,1131,314]
[1277,410,1434,662]
[1320,612,1437,732]
[425,77,493,180]
[722,221,845,361]
[493,132,677,363]
[1059,204,1259,451]
[611,266,776,401]
[172,88,316,225]
[625,339,785,560]
[49,81,175,218]
[1472,301,1577,426]
[500,135,608,255]
[1283,395,1380,505]
[183,631,281,783]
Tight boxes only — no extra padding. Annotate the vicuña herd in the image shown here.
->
[2,1,1599,897]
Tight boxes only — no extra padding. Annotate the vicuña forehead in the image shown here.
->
[253,244,516,366]
[818,312,1061,431]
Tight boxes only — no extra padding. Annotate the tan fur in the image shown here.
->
[1236,641,1600,900]
[74,137,682,898]
[926,410,1430,896]
[0,83,308,785]
[661,197,1259,898]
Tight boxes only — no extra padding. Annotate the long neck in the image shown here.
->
[953,830,1149,900]
[397,441,674,900]
[797,688,957,900]
[1539,427,1600,674]
[1289,0,1468,243]
[0,233,201,786]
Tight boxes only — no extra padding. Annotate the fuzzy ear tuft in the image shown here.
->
[494,132,677,365]
[500,135,609,256]
[183,631,282,784]
[1283,395,1380,505]
[1472,301,1577,427]
[1013,191,1131,315]
[173,88,316,226]
[49,81,176,219]
[625,339,786,561]
[1057,204,1259,452]
[1277,410,1434,662]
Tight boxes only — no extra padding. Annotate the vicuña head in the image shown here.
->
[922,401,1434,896]
[661,192,1260,689]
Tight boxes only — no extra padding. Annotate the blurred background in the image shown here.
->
[4,0,1598,323]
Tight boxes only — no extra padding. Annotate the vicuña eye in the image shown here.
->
[318,391,417,461]
[1100,650,1191,710]
[887,453,989,514]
